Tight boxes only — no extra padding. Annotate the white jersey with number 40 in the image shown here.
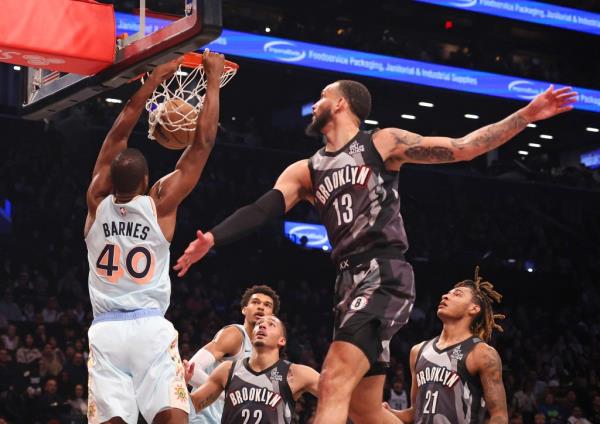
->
[85,195,171,317]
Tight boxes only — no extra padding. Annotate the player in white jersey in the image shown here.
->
[187,285,280,424]
[84,50,225,424]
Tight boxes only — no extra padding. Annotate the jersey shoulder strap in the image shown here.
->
[224,360,239,392]
[415,338,435,364]
[281,360,295,403]
[220,324,247,359]
[457,337,485,389]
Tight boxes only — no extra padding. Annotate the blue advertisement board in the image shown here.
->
[415,0,600,37]
[284,221,332,251]
[115,12,600,113]
[581,148,600,169]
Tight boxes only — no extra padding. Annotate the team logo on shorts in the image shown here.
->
[88,396,97,420]
[350,296,368,311]
[173,384,188,402]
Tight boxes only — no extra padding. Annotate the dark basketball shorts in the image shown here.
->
[333,250,415,376]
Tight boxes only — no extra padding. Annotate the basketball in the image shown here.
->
[151,98,198,150]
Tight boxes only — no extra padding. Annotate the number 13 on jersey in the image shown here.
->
[95,243,155,284]
[333,193,353,225]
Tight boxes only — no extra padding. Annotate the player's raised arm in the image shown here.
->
[374,85,577,166]
[190,361,232,413]
[85,59,182,226]
[173,158,313,276]
[188,326,243,387]
[150,50,224,218]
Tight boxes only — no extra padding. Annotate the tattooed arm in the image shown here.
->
[190,361,232,412]
[373,85,577,168]
[473,343,508,424]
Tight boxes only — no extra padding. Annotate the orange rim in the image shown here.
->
[182,52,239,71]
[128,52,238,83]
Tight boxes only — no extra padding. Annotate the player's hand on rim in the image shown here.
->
[201,48,225,80]
[148,56,185,85]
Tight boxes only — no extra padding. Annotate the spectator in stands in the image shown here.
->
[1,324,19,352]
[39,343,64,378]
[568,406,592,424]
[42,296,61,323]
[538,392,565,423]
[16,334,41,365]
[36,378,66,423]
[512,381,537,422]
[64,383,87,423]
[0,290,22,322]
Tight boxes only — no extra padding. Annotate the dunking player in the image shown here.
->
[188,315,319,423]
[84,50,224,424]
[384,269,508,424]
[173,80,576,423]
[187,285,280,424]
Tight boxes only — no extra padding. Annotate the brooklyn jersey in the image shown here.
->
[308,130,408,262]
[222,358,295,424]
[190,324,252,424]
[414,337,486,424]
[85,195,171,317]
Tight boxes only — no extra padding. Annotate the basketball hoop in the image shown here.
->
[145,52,239,141]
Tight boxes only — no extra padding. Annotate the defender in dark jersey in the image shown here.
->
[187,285,280,424]
[385,269,508,424]
[188,316,319,424]
[174,80,576,423]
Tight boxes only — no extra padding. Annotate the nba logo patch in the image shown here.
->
[350,296,368,311]
[119,207,127,217]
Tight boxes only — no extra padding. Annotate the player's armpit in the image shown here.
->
[273,159,313,210]
[294,364,320,398]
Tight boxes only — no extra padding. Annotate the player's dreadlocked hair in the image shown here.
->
[454,267,506,342]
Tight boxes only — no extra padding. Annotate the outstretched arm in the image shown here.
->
[85,58,182,229]
[173,159,312,276]
[289,364,320,399]
[190,361,231,412]
[150,50,225,218]
[374,85,577,167]
[188,326,243,387]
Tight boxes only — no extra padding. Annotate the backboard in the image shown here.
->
[21,0,222,119]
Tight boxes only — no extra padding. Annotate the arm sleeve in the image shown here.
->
[211,189,286,246]
[189,348,217,388]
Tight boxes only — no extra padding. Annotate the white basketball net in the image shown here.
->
[144,61,237,139]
